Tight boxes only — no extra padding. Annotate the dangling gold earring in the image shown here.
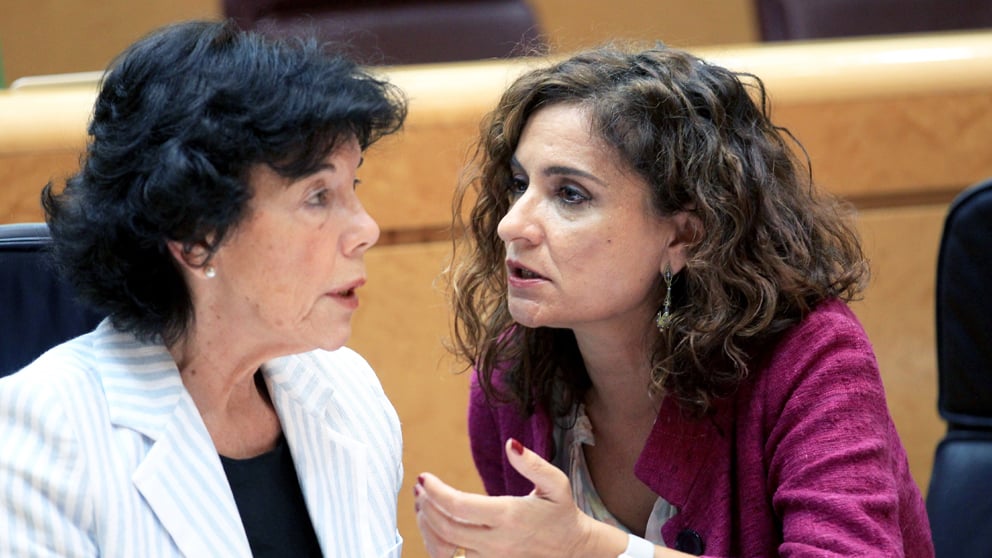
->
[655,265,673,332]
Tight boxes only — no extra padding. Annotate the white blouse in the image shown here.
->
[553,404,677,545]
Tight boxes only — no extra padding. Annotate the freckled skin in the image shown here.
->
[203,137,379,356]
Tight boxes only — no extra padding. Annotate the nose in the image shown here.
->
[345,201,380,257]
[497,190,542,245]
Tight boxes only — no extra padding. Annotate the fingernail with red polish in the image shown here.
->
[510,438,524,455]
[417,474,425,486]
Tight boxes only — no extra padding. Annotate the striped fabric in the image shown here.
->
[0,320,403,557]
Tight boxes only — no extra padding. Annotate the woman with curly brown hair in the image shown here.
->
[414,45,933,558]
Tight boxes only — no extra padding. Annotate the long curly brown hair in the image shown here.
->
[446,45,868,418]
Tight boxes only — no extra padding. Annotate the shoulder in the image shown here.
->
[761,299,877,387]
[0,334,107,525]
[777,298,872,354]
[736,298,889,438]
[744,299,893,452]
[0,328,106,414]
[299,346,387,398]
[279,347,400,436]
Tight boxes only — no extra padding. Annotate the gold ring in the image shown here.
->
[452,547,467,558]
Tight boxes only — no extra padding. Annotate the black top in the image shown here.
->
[221,435,322,557]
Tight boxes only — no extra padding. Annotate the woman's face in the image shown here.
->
[205,136,378,354]
[497,104,678,338]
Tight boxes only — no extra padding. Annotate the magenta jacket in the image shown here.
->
[468,299,934,557]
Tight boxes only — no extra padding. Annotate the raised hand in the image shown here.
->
[413,438,632,558]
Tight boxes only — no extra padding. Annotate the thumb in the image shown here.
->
[505,438,571,503]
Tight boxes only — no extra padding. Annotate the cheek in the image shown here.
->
[594,233,661,287]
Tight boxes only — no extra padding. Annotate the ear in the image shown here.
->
[663,210,703,275]
[166,240,212,275]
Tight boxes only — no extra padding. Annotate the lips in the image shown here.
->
[331,278,366,297]
[506,260,548,281]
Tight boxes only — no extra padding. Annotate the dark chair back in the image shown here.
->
[927,177,992,557]
[0,223,104,377]
[755,0,992,41]
[224,0,546,65]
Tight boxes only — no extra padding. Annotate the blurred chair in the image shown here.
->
[224,0,546,65]
[0,223,104,377]
[927,177,992,557]
[755,0,992,41]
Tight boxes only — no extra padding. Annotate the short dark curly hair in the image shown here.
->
[448,44,868,418]
[42,20,406,344]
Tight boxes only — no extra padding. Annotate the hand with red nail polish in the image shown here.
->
[414,438,649,558]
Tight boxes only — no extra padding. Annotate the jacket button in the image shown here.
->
[675,529,705,555]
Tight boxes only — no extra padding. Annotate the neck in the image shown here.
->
[572,325,660,420]
[169,327,268,414]
[168,320,283,458]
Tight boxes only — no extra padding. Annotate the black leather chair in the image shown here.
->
[927,177,992,557]
[0,223,104,377]
[224,0,546,65]
[755,0,992,41]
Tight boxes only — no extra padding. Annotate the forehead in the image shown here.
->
[517,105,603,159]
[518,104,636,176]
[247,137,363,189]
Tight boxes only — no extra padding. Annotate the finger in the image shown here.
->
[415,499,464,558]
[417,473,512,526]
[416,484,489,555]
[504,438,571,502]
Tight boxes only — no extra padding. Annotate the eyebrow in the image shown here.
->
[313,152,363,173]
[510,156,606,186]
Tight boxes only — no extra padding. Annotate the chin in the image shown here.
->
[508,310,544,329]
[311,327,351,352]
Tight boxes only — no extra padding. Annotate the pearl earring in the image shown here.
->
[204,266,216,279]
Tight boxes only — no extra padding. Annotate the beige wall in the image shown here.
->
[531,0,758,53]
[0,0,756,86]
[0,0,221,86]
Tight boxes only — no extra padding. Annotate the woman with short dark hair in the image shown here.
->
[0,20,406,557]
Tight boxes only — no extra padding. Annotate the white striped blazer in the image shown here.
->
[0,320,403,557]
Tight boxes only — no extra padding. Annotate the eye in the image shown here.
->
[305,188,329,207]
[557,184,590,205]
[507,175,527,199]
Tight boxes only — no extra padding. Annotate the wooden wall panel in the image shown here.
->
[851,204,948,495]
[778,92,992,204]
[0,152,79,223]
[349,241,482,555]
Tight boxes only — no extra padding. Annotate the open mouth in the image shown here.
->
[332,278,366,298]
[508,262,547,280]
